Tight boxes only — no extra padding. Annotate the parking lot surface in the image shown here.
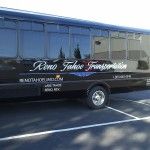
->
[0,90,150,150]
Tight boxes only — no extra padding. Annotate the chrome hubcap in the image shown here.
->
[92,90,105,106]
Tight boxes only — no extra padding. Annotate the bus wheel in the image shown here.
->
[87,86,109,109]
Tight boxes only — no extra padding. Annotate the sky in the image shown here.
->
[0,0,150,29]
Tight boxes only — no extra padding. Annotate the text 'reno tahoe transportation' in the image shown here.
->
[0,8,150,109]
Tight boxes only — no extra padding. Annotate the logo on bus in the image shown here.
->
[29,60,127,72]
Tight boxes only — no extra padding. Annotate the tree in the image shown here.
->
[84,54,90,59]
[74,44,81,59]
[58,47,65,59]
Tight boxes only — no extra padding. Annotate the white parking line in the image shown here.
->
[106,106,139,119]
[113,98,150,107]
[0,116,150,142]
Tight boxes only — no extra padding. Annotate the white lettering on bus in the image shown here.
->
[86,61,127,71]
[61,61,84,71]
[29,60,127,72]
[30,61,57,71]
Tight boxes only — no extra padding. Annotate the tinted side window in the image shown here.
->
[46,24,58,32]
[111,32,126,60]
[141,34,150,59]
[127,33,141,60]
[20,31,45,59]
[47,33,69,59]
[70,27,90,35]
[0,18,3,27]
[20,21,44,31]
[0,19,17,58]
[19,21,32,30]
[92,30,109,60]
[5,19,17,29]
[93,36,109,60]
[0,29,17,57]
[46,24,69,33]
[32,22,44,31]
[71,34,90,59]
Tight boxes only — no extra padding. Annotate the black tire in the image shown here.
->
[86,86,109,109]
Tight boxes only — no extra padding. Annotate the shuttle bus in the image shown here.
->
[0,7,150,109]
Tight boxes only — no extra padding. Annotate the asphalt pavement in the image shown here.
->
[0,90,150,150]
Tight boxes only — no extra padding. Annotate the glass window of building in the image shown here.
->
[47,33,69,59]
[71,34,90,59]
[111,31,126,60]
[0,28,17,57]
[20,31,45,59]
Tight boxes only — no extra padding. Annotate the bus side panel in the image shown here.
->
[0,59,150,98]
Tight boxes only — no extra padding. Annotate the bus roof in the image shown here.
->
[0,7,150,34]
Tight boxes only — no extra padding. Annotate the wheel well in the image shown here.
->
[87,82,110,95]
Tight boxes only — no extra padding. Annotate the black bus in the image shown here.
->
[0,7,150,109]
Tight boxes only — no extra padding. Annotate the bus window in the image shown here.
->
[59,25,69,33]
[111,31,126,60]
[0,28,17,57]
[47,33,69,59]
[71,34,90,59]
[141,34,150,59]
[46,24,58,32]
[32,22,44,31]
[4,19,17,29]
[93,36,109,60]
[101,30,109,37]
[46,24,69,33]
[70,27,90,35]
[91,29,101,36]
[0,18,4,27]
[19,21,32,30]
[20,30,45,59]
[20,21,44,31]
[127,33,141,60]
